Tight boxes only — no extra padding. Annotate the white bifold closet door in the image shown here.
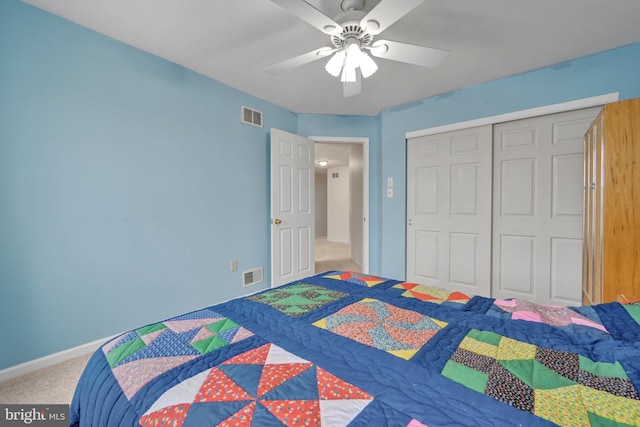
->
[407,107,601,305]
[406,125,493,297]
[492,107,600,305]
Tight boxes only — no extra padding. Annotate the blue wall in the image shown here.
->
[377,43,640,279]
[0,0,296,369]
[2,0,640,370]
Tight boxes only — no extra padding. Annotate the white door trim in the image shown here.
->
[308,136,370,273]
[405,93,619,139]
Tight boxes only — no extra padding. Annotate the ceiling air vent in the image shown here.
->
[243,267,263,287]
[241,106,263,127]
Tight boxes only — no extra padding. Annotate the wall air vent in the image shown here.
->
[241,106,263,127]
[243,267,263,287]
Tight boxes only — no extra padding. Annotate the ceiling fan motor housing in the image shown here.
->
[331,10,372,48]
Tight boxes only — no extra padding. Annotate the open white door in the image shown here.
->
[270,128,315,287]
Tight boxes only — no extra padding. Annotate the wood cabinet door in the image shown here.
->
[582,112,604,305]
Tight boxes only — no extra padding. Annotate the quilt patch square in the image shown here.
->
[623,303,640,325]
[313,298,447,360]
[323,271,386,287]
[442,329,640,426]
[140,343,374,427]
[102,308,253,399]
[491,299,608,332]
[248,283,348,317]
[392,282,471,305]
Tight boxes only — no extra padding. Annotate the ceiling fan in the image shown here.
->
[264,0,450,97]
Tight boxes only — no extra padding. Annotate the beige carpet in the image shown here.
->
[0,353,91,405]
[315,236,361,273]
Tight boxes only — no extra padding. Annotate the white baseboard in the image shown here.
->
[0,335,117,383]
[0,293,271,383]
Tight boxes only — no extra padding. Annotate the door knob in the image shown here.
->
[273,218,282,225]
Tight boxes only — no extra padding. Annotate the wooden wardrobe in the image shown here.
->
[582,97,640,305]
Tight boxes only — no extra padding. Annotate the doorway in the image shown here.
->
[311,137,369,274]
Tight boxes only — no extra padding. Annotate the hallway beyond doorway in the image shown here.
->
[315,237,360,274]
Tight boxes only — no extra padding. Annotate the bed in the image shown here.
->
[70,271,640,426]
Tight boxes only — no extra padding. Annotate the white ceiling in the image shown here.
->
[24,0,640,116]
[315,143,351,173]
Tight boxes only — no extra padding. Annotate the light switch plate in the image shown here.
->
[387,177,393,188]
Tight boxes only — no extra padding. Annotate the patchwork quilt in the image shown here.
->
[70,272,640,427]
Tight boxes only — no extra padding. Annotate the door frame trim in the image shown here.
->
[308,136,370,273]
[405,93,619,139]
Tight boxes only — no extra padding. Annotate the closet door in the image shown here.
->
[407,125,492,297]
[492,107,600,305]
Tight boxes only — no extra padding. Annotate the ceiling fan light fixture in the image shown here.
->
[325,50,346,77]
[341,42,362,82]
[344,42,361,66]
[359,52,378,78]
[341,63,357,83]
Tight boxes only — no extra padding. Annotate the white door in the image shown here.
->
[407,125,493,296]
[492,107,600,305]
[270,128,315,287]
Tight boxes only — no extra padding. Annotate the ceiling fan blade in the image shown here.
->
[269,0,343,36]
[264,47,336,75]
[370,40,450,68]
[343,72,361,98]
[360,0,424,36]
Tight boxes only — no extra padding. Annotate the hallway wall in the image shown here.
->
[315,172,328,237]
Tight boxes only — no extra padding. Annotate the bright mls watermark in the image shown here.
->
[1,405,67,426]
